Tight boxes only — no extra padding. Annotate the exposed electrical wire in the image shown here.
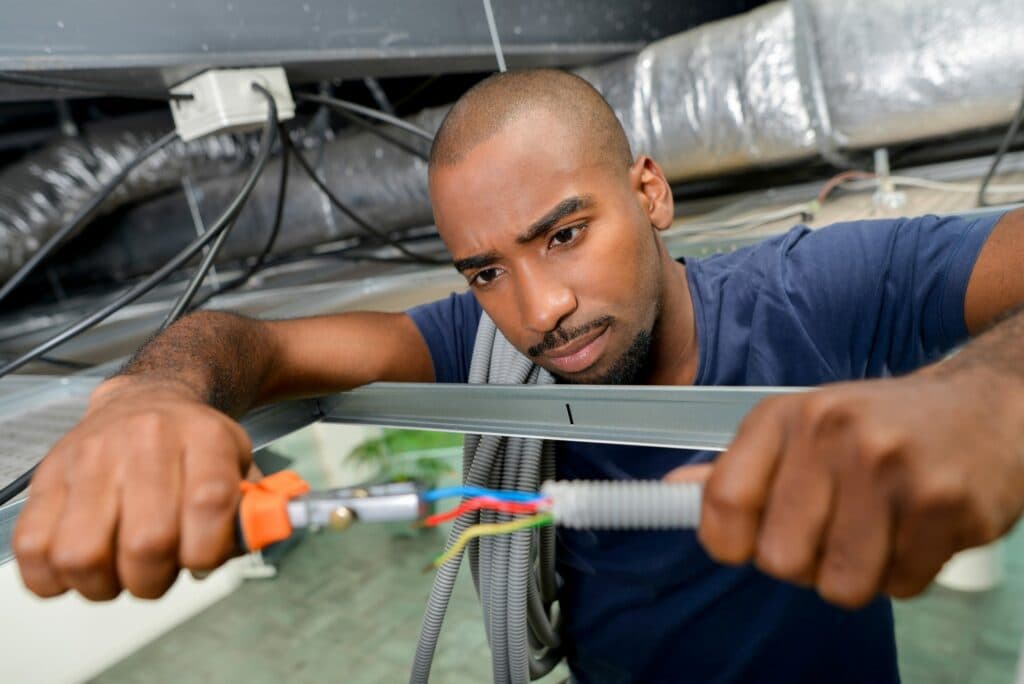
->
[161,84,279,328]
[978,86,1024,207]
[295,93,435,143]
[426,512,553,571]
[816,170,875,204]
[0,130,180,308]
[422,485,546,503]
[0,71,194,102]
[419,496,548,528]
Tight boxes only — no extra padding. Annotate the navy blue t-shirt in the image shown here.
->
[407,213,1000,683]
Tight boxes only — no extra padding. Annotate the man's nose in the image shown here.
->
[515,263,577,334]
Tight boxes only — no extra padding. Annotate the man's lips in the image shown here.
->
[543,324,610,373]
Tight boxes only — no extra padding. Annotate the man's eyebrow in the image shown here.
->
[453,250,500,274]
[516,195,594,244]
[452,195,594,274]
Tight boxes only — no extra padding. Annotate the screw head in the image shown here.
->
[328,506,355,530]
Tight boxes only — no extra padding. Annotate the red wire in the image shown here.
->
[422,496,547,527]
[817,170,876,204]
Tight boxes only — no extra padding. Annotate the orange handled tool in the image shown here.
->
[238,471,426,551]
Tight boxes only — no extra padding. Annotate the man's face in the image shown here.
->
[429,111,670,384]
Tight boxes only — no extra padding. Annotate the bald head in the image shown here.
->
[428,69,633,174]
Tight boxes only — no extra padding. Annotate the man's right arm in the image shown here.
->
[12,309,435,601]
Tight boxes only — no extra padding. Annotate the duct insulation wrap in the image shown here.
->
[578,2,817,180]
[50,111,441,284]
[579,0,1024,178]
[0,113,258,281]
[2,0,1023,282]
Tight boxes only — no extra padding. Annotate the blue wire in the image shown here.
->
[422,486,545,503]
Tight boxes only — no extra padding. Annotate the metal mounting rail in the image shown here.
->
[319,383,802,451]
[1,381,802,564]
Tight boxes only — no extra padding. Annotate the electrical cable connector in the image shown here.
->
[170,67,295,142]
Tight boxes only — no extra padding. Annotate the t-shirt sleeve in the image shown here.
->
[406,290,483,383]
[775,212,1001,378]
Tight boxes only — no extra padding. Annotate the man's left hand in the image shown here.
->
[664,370,1024,608]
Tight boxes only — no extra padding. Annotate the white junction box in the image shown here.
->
[170,67,295,142]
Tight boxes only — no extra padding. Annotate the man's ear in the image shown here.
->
[630,156,674,230]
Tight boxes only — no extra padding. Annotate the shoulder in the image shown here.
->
[406,290,482,384]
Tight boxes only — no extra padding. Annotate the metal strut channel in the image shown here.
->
[318,383,803,451]
[0,382,802,564]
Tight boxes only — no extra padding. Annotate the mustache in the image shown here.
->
[527,315,613,357]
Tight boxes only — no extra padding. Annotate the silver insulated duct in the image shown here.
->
[2,0,1022,281]
[579,0,1024,179]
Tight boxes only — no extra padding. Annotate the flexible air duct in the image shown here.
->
[2,0,1022,282]
[579,0,1024,177]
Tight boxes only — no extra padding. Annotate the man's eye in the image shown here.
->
[471,267,501,286]
[550,225,583,247]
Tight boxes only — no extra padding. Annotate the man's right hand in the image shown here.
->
[12,376,253,600]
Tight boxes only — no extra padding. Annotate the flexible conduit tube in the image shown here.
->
[414,321,703,682]
[542,480,703,529]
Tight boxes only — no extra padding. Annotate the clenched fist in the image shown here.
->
[13,376,252,600]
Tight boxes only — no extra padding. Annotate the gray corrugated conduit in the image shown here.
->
[541,480,703,530]
[410,314,705,683]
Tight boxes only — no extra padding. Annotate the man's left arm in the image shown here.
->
[667,207,1024,608]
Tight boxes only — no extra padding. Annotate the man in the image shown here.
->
[13,70,1024,682]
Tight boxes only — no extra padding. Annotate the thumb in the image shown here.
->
[662,462,713,484]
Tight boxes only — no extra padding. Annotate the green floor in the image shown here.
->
[92,429,1024,684]
[93,514,567,683]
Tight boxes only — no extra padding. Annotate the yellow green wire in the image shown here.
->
[427,513,554,571]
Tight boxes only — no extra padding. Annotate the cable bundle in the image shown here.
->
[420,481,705,571]
[412,321,562,684]
[419,486,553,571]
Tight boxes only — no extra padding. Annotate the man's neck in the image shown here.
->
[647,259,699,386]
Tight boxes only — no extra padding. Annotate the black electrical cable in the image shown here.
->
[186,92,445,303]
[0,130,180,308]
[977,86,1024,207]
[0,71,194,102]
[161,84,278,329]
[186,124,291,312]
[392,75,440,110]
[0,96,277,506]
[295,92,435,143]
[0,355,91,371]
[245,125,291,274]
[184,126,448,310]
[0,466,36,507]
[285,132,449,265]
[0,105,273,382]
[159,216,240,330]
[330,106,429,161]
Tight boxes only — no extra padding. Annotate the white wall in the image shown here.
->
[0,560,243,683]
